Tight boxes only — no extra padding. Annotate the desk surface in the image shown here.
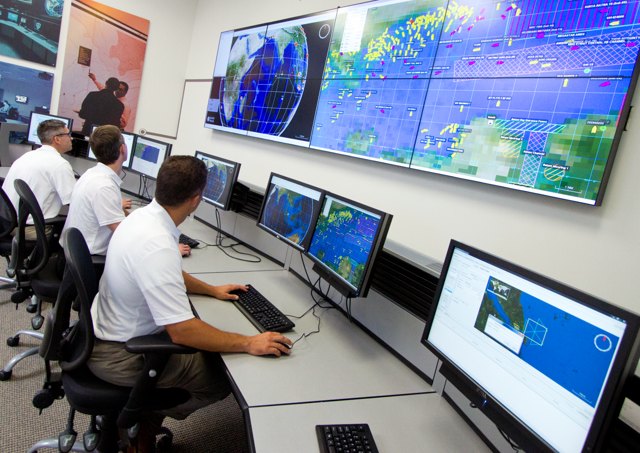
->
[179,218,283,274]
[249,393,490,453]
[192,270,433,408]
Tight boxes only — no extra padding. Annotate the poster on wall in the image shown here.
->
[0,60,54,123]
[0,0,64,66]
[57,0,149,136]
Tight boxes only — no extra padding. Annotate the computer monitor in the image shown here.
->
[26,112,73,146]
[0,122,29,166]
[194,150,240,210]
[86,126,135,169]
[421,240,640,452]
[306,193,392,298]
[257,173,324,252]
[128,135,171,179]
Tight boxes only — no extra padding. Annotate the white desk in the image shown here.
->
[249,394,490,453]
[192,270,433,408]
[179,218,284,274]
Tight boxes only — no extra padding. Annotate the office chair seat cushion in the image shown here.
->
[30,255,64,301]
[62,366,131,415]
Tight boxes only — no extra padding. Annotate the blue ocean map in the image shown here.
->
[135,144,159,164]
[310,0,640,202]
[474,276,620,407]
[308,200,380,289]
[203,162,232,204]
[261,186,317,246]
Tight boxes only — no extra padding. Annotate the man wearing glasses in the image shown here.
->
[2,119,76,237]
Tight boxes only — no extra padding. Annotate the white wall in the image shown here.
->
[175,0,640,316]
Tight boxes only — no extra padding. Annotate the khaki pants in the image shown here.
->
[88,338,231,420]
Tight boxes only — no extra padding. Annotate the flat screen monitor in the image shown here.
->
[421,240,640,452]
[194,150,240,210]
[257,173,324,251]
[86,126,135,169]
[128,135,171,179]
[26,112,73,146]
[306,193,392,298]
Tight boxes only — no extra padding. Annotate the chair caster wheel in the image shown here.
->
[26,303,38,314]
[0,369,12,381]
[32,315,44,330]
[6,335,19,347]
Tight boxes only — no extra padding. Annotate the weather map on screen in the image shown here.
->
[308,195,382,292]
[195,151,240,210]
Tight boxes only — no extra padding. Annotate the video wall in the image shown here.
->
[205,0,640,205]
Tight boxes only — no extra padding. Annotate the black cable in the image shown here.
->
[497,427,522,452]
[209,207,261,263]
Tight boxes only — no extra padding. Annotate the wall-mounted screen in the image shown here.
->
[205,0,640,205]
[306,193,392,298]
[257,173,324,251]
[26,112,73,146]
[129,135,171,179]
[87,126,135,169]
[194,150,241,210]
[422,240,640,452]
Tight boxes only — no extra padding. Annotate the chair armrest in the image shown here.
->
[125,331,197,355]
[44,215,66,227]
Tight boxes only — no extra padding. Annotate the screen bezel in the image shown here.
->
[421,240,640,452]
[128,135,172,180]
[256,172,324,252]
[305,192,392,298]
[86,126,136,169]
[26,112,73,146]
[194,150,241,210]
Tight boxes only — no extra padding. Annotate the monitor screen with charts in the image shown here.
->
[257,173,324,251]
[194,151,240,210]
[421,240,640,452]
[129,136,171,179]
[306,193,392,298]
[27,112,73,146]
[87,126,135,169]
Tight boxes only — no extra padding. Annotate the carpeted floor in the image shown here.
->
[0,279,249,453]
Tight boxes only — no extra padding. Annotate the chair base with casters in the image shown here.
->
[0,329,44,380]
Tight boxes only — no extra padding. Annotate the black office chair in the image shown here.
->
[0,178,66,380]
[0,186,17,290]
[28,227,195,453]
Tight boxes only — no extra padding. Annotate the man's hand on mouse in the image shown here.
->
[246,332,293,357]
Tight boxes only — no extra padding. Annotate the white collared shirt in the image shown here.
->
[91,199,194,342]
[1,145,75,220]
[61,162,125,255]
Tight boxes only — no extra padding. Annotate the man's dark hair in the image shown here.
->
[37,119,67,144]
[105,77,120,91]
[89,125,123,165]
[156,156,207,207]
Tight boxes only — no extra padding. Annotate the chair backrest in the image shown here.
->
[0,186,17,239]
[12,178,51,277]
[58,227,98,372]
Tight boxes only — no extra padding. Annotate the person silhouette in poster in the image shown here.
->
[78,76,123,136]
[88,73,131,130]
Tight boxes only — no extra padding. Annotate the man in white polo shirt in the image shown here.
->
[89,156,292,450]
[2,119,75,232]
[60,125,130,256]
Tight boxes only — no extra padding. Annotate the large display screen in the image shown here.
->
[257,173,324,251]
[194,150,240,210]
[205,0,640,205]
[422,241,640,452]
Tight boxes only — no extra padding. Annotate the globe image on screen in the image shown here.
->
[263,188,314,245]
[220,26,308,135]
[204,164,228,203]
[45,0,64,18]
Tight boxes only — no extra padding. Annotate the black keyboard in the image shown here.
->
[316,424,379,453]
[232,285,295,333]
[179,233,199,248]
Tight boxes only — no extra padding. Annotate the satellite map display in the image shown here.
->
[260,184,319,247]
[475,276,619,407]
[134,142,159,164]
[207,0,640,203]
[202,160,234,206]
[308,197,381,290]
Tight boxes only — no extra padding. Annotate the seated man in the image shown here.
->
[61,125,130,256]
[88,156,292,448]
[2,119,75,238]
